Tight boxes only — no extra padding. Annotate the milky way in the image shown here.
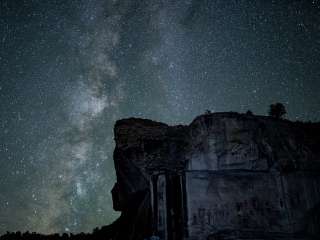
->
[0,0,320,235]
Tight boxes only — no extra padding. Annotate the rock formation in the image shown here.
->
[111,112,320,240]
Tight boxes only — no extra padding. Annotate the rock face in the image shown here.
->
[111,112,320,240]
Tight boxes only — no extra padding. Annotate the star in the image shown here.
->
[0,0,319,235]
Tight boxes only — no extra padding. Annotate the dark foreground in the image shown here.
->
[2,112,320,240]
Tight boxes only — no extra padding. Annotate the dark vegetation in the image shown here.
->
[0,223,117,240]
[268,102,287,119]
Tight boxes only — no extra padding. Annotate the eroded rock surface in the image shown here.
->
[111,112,320,240]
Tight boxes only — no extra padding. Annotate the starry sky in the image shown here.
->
[0,0,320,235]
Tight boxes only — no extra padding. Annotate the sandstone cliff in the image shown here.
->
[111,112,320,240]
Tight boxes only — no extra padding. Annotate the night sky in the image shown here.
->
[0,0,320,235]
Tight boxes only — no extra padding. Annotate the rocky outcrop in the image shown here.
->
[111,112,320,240]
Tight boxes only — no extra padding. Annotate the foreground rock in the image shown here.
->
[111,112,320,240]
[1,112,319,240]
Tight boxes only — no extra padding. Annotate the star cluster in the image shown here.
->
[0,0,319,235]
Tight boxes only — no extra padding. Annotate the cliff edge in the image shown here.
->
[111,112,320,240]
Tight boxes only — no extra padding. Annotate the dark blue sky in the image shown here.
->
[0,0,319,234]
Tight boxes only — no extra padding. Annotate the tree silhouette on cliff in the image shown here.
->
[268,102,286,119]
